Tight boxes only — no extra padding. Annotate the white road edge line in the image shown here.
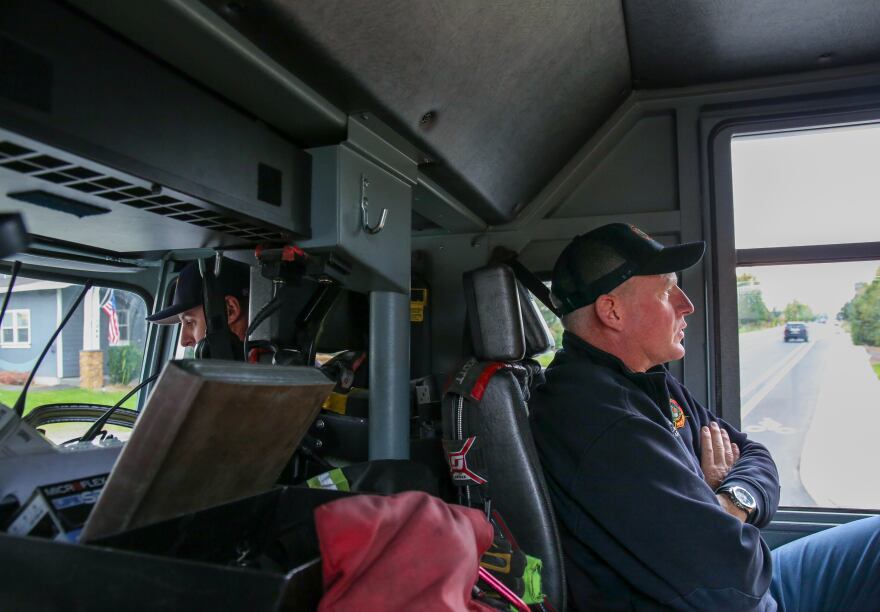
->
[741,341,816,420]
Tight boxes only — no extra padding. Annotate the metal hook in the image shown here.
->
[359,175,387,235]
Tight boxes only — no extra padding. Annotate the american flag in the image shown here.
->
[101,289,120,345]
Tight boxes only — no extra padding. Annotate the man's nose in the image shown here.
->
[180,329,194,347]
[676,287,695,315]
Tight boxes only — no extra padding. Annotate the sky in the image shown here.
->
[737,261,878,316]
[731,124,880,315]
[732,124,880,249]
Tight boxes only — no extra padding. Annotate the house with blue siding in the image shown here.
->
[0,277,147,385]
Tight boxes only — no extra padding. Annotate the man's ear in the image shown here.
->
[593,294,625,331]
[224,295,243,326]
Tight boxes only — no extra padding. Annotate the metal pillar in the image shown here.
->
[368,290,410,460]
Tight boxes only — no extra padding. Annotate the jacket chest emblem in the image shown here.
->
[669,399,686,429]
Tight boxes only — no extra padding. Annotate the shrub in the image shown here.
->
[107,345,142,385]
[849,276,880,346]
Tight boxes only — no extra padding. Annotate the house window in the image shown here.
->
[116,309,130,345]
[722,121,880,511]
[1,309,31,348]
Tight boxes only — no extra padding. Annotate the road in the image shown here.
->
[738,322,878,508]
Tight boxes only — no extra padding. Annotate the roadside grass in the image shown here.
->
[873,363,880,381]
[0,388,138,416]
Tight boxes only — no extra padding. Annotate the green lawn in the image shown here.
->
[0,388,138,416]
[874,363,880,381]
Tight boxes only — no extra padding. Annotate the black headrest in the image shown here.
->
[463,264,554,361]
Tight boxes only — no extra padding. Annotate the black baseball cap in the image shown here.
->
[146,260,250,324]
[551,223,705,315]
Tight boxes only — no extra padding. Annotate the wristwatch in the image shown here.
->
[717,485,757,521]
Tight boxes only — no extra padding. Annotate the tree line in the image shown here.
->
[737,273,815,331]
[839,269,880,346]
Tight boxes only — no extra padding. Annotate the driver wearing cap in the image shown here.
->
[529,223,880,610]
[146,260,249,348]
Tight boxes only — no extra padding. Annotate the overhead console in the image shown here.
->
[0,0,417,295]
[0,0,311,253]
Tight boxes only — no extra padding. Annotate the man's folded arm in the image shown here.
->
[678,384,781,527]
[569,415,774,610]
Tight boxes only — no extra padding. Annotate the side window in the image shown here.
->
[531,282,563,367]
[0,275,148,443]
[728,124,880,510]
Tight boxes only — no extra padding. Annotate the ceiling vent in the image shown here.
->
[0,138,287,244]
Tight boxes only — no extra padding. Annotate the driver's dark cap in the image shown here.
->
[551,223,705,315]
[146,260,250,324]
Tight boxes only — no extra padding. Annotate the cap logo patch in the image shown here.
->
[669,399,686,429]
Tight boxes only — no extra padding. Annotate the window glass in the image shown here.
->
[736,261,880,510]
[17,311,29,344]
[1,309,30,347]
[0,274,148,444]
[530,283,562,367]
[117,309,129,344]
[732,124,880,248]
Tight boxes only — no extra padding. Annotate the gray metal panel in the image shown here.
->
[200,0,632,225]
[0,0,311,250]
[551,113,679,218]
[625,0,880,88]
[70,0,346,144]
[411,232,490,378]
[412,175,486,234]
[302,145,412,293]
[674,105,710,409]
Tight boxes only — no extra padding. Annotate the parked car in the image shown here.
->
[784,322,809,342]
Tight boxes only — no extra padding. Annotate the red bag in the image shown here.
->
[316,491,496,611]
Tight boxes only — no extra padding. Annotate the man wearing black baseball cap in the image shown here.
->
[530,224,880,610]
[146,259,249,349]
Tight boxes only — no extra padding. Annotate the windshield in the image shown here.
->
[0,273,148,443]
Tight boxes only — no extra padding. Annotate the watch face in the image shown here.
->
[732,486,756,508]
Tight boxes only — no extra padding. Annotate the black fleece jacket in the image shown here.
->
[530,332,781,611]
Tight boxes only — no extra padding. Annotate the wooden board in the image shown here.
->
[80,360,333,541]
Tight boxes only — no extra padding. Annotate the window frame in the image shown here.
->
[710,113,880,513]
[0,308,31,348]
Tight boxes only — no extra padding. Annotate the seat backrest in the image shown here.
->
[444,263,565,611]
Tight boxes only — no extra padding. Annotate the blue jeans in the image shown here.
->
[769,516,880,612]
